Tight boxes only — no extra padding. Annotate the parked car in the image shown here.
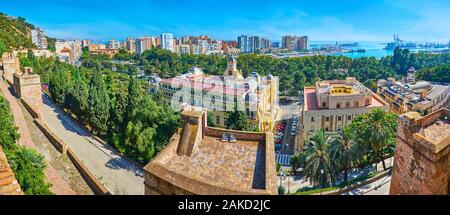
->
[229,133,237,143]
[221,133,228,142]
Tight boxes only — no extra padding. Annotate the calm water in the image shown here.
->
[311,41,393,59]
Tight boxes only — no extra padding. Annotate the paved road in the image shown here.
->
[42,94,144,195]
[364,178,391,195]
[279,101,301,155]
[342,174,391,195]
[342,157,394,195]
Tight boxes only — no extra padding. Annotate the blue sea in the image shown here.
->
[311,41,393,59]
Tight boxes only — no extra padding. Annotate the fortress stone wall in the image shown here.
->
[1,52,21,84]
[13,67,43,118]
[390,109,450,195]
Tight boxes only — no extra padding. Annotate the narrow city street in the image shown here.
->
[279,100,301,155]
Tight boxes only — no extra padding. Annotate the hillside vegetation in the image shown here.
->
[0,12,56,55]
[0,12,35,55]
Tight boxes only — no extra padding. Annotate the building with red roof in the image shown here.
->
[300,77,389,147]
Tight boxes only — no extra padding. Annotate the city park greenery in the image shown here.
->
[17,46,450,165]
[21,51,180,164]
[0,95,52,195]
[130,47,450,95]
[1,12,449,196]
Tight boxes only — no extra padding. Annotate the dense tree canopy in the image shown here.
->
[132,48,450,96]
[25,53,180,164]
[225,106,257,131]
[300,109,397,189]
[417,65,450,83]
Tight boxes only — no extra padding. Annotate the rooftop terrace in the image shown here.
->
[421,115,450,144]
[152,134,266,192]
[144,111,277,195]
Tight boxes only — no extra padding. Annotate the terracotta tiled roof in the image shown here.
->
[0,146,23,195]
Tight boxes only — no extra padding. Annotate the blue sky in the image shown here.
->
[2,0,450,42]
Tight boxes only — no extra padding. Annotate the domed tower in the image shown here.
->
[224,55,243,79]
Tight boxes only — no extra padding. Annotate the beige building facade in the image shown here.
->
[302,77,389,145]
[377,67,450,115]
[151,56,281,132]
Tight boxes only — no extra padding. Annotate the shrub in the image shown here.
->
[6,148,53,195]
[0,95,53,195]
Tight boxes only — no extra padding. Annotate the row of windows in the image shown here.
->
[321,100,370,109]
[312,115,352,122]
[163,89,241,103]
[163,92,174,98]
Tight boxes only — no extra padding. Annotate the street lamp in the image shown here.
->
[320,169,324,195]
[287,171,290,193]
[279,171,286,187]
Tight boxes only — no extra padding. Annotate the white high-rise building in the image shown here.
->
[260,37,271,49]
[238,35,261,53]
[108,40,121,49]
[161,33,174,52]
[198,40,208,54]
[237,35,249,53]
[135,37,155,54]
[31,28,48,49]
[125,37,136,53]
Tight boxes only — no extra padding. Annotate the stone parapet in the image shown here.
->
[390,108,449,195]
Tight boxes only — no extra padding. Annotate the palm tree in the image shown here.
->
[366,108,390,170]
[290,153,302,175]
[303,129,336,187]
[330,127,364,184]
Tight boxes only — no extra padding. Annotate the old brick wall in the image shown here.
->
[390,114,449,195]
[390,135,449,194]
[144,171,193,195]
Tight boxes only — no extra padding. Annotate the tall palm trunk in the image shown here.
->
[343,168,348,185]
[380,151,386,170]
